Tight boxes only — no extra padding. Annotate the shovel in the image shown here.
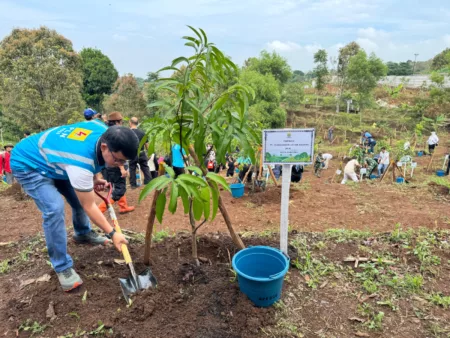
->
[95,185,157,305]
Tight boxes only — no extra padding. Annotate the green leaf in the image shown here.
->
[137,133,148,156]
[206,172,231,192]
[184,42,198,50]
[156,190,167,224]
[199,28,208,45]
[168,183,178,214]
[164,164,175,178]
[177,174,207,187]
[147,100,169,108]
[178,186,190,214]
[139,176,172,202]
[182,36,200,46]
[157,66,180,73]
[192,197,203,221]
[200,187,210,220]
[171,56,189,67]
[185,166,203,176]
[209,181,219,220]
[187,25,204,45]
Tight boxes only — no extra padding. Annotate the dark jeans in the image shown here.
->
[150,171,158,179]
[129,152,152,187]
[173,166,185,178]
[291,173,302,183]
[102,167,126,201]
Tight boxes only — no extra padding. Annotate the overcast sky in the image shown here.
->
[1,0,449,77]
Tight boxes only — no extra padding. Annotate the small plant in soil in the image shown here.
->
[153,229,171,243]
[412,235,441,272]
[139,27,257,265]
[427,293,450,309]
[19,319,49,337]
[0,259,10,274]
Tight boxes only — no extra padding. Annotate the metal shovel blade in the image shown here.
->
[119,267,158,304]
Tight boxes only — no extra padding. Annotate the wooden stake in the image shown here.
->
[242,164,253,184]
[426,153,434,172]
[379,161,392,182]
[268,166,278,187]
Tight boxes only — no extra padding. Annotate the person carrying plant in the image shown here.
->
[97,112,135,214]
[427,131,439,155]
[10,120,138,291]
[314,153,325,177]
[341,157,361,184]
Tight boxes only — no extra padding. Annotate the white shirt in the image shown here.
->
[58,164,94,191]
[148,154,156,171]
[344,159,359,174]
[428,134,439,145]
[322,153,333,160]
[379,151,390,165]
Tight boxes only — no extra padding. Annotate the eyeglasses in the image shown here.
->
[109,148,127,165]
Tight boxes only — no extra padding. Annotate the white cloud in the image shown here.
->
[267,40,301,52]
[356,38,379,52]
[358,27,390,39]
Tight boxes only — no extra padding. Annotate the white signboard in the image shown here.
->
[263,129,315,165]
[411,162,417,168]
[360,168,367,174]
[336,169,342,175]
[262,128,315,255]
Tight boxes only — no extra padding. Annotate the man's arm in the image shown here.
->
[120,165,128,178]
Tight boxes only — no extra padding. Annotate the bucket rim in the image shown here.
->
[232,245,290,282]
[230,183,245,189]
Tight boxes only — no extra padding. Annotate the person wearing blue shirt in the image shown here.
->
[11,121,139,292]
[171,144,187,177]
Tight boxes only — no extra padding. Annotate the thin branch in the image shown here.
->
[195,219,208,232]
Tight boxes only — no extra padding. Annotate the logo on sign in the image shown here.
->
[67,128,92,141]
[287,132,292,138]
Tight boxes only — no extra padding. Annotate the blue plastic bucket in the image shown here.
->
[369,174,379,180]
[232,246,290,307]
[230,183,245,198]
[396,177,405,184]
[417,151,423,157]
[436,170,445,177]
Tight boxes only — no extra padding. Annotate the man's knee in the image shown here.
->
[42,199,65,223]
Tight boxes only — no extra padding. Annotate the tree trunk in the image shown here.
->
[188,145,245,250]
[189,201,200,266]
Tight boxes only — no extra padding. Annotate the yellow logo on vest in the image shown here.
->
[67,128,92,141]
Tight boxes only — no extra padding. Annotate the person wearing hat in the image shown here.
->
[1,144,14,184]
[97,112,135,214]
[11,120,139,291]
[83,108,104,124]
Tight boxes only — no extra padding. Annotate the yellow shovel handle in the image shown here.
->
[112,218,132,264]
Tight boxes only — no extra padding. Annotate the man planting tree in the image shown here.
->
[11,119,139,291]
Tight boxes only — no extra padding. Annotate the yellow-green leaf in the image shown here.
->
[168,183,178,214]
[192,197,203,221]
[155,191,167,224]
[200,187,210,220]
[209,181,219,220]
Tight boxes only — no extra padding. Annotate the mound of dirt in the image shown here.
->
[0,183,29,201]
[1,234,277,338]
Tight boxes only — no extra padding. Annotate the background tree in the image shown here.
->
[144,72,160,116]
[386,61,413,76]
[346,50,387,123]
[335,42,361,112]
[245,50,292,84]
[282,82,305,110]
[0,27,84,132]
[313,49,329,106]
[240,69,285,128]
[80,48,118,112]
[103,74,147,118]
[431,48,450,71]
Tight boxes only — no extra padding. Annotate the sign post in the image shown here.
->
[263,129,315,254]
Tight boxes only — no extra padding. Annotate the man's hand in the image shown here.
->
[93,178,109,192]
[120,168,128,178]
[112,232,128,252]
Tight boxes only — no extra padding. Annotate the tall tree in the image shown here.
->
[103,74,147,118]
[80,48,118,112]
[386,61,413,76]
[245,50,292,84]
[240,69,286,128]
[347,50,387,123]
[282,82,304,110]
[313,49,329,106]
[0,27,84,132]
[431,48,450,71]
[335,42,360,112]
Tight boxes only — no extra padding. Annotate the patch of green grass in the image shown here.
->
[0,259,10,274]
[153,229,171,243]
[427,293,450,309]
[19,320,50,337]
[325,228,372,243]
[357,304,384,331]
[412,235,441,272]
[389,223,413,246]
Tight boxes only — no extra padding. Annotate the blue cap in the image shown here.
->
[84,108,98,119]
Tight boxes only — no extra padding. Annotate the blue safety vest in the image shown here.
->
[11,120,107,179]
